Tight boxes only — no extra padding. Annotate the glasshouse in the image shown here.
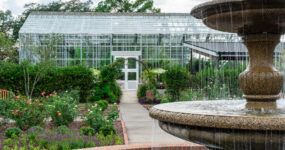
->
[19,12,285,90]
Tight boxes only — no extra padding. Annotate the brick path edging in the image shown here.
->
[80,143,208,150]
[119,111,129,145]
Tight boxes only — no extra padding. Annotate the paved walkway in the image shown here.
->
[119,90,188,144]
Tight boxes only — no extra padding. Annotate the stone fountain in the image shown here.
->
[150,0,285,149]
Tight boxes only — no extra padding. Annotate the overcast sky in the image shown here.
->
[0,0,209,16]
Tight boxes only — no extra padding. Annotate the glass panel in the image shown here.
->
[128,72,136,80]
[128,58,136,69]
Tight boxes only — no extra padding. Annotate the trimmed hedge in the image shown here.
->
[0,62,94,102]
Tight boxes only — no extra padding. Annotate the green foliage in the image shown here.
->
[190,61,244,100]
[56,126,72,135]
[96,100,109,111]
[0,62,94,102]
[7,97,47,130]
[95,0,160,13]
[137,83,156,99]
[163,66,190,102]
[107,106,119,121]
[90,61,123,103]
[3,135,42,150]
[47,95,78,126]
[3,133,96,150]
[44,138,96,150]
[96,133,123,146]
[84,105,116,136]
[0,32,18,63]
[80,126,95,136]
[5,127,22,138]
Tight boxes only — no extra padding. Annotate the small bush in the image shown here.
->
[107,106,119,121]
[5,127,22,138]
[96,100,108,111]
[96,132,123,146]
[163,66,190,102]
[99,122,116,136]
[137,84,148,99]
[137,83,160,104]
[47,95,78,126]
[7,97,47,130]
[56,126,71,135]
[80,126,95,136]
[89,61,123,103]
[84,105,116,136]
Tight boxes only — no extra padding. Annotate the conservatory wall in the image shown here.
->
[19,12,238,69]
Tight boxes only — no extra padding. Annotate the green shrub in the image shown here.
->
[99,122,116,136]
[137,84,148,99]
[7,97,47,130]
[107,106,119,121]
[47,95,78,126]
[96,133,123,146]
[163,66,190,102]
[80,126,95,136]
[91,81,122,103]
[0,62,94,102]
[84,105,105,133]
[84,105,116,136]
[56,126,71,135]
[137,83,157,100]
[96,100,108,111]
[89,61,123,103]
[5,127,22,138]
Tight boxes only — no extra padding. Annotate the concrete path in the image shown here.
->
[120,90,188,144]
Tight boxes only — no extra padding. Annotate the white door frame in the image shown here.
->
[114,56,139,90]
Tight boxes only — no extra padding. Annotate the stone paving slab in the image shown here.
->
[120,100,188,144]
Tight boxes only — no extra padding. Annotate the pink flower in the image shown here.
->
[41,91,46,96]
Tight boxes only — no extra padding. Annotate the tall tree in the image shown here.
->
[0,32,18,62]
[0,10,14,37]
[95,0,160,13]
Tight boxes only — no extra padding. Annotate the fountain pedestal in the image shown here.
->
[239,34,283,104]
[150,0,285,149]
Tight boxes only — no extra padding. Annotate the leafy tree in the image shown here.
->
[95,0,160,13]
[0,10,14,36]
[0,32,18,62]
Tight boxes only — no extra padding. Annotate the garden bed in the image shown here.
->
[0,116,125,149]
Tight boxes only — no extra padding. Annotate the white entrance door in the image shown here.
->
[115,56,139,90]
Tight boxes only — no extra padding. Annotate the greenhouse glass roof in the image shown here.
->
[19,12,230,35]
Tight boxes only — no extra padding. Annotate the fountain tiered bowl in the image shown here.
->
[150,0,285,150]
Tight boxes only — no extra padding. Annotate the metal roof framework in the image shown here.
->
[20,12,231,35]
[184,42,285,60]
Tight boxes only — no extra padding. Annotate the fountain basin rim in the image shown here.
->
[190,0,285,19]
[149,100,285,131]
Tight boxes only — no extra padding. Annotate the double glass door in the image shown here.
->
[115,56,139,90]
